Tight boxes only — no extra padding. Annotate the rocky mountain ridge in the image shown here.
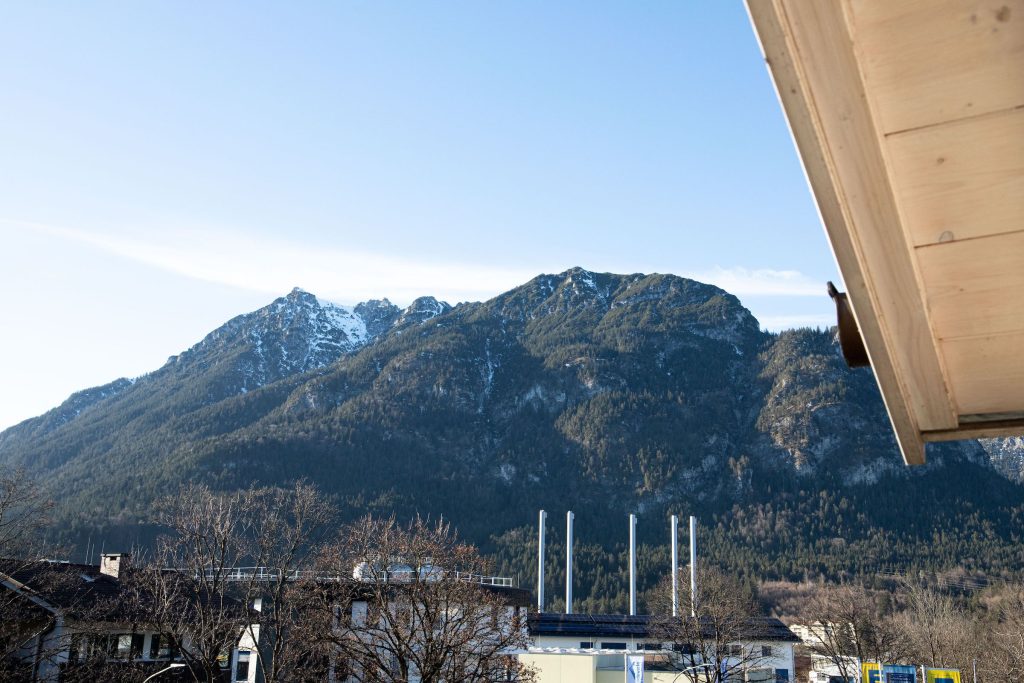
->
[0,268,1021,589]
[0,288,450,447]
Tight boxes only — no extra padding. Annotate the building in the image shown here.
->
[520,612,799,682]
[0,554,258,683]
[330,566,532,683]
[789,623,858,683]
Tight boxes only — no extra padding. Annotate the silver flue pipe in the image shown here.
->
[671,514,679,617]
[537,510,546,611]
[565,511,574,615]
[629,513,637,616]
[689,515,697,618]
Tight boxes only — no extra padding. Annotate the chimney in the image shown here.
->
[565,511,574,615]
[100,553,128,580]
[537,510,547,612]
[628,514,637,616]
[689,516,697,618]
[671,515,679,617]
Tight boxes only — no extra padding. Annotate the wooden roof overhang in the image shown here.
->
[746,0,1024,465]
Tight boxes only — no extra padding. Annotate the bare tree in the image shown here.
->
[129,481,338,683]
[648,566,775,683]
[978,585,1024,683]
[0,466,70,677]
[0,467,53,559]
[798,583,911,679]
[897,581,980,675]
[309,515,533,683]
[243,481,336,683]
[131,483,256,683]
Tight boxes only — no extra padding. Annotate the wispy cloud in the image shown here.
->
[686,266,824,297]
[13,220,548,305]
[12,219,831,311]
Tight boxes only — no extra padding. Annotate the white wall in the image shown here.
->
[521,639,796,682]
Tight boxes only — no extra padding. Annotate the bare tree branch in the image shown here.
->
[309,515,533,683]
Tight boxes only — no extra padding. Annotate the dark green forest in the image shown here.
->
[2,270,1022,611]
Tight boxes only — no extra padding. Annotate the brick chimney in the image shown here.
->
[99,553,128,579]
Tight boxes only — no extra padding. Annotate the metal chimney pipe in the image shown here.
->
[689,515,697,618]
[670,515,679,617]
[629,514,637,616]
[538,510,547,612]
[565,511,574,615]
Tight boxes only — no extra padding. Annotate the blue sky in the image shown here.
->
[0,2,839,431]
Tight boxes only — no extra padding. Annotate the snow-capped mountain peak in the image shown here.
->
[315,297,369,347]
[396,296,452,327]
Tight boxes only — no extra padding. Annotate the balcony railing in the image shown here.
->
[187,566,513,587]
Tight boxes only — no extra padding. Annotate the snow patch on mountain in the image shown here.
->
[315,298,369,347]
[981,437,1024,482]
[396,297,452,328]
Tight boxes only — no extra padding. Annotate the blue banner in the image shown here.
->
[626,654,644,683]
[884,665,917,683]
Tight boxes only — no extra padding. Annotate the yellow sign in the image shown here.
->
[925,670,962,683]
[862,662,883,683]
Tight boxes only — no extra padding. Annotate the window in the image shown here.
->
[112,634,133,660]
[762,645,773,657]
[673,643,696,655]
[235,651,251,682]
[775,669,790,682]
[149,633,178,660]
[579,641,594,649]
[86,634,114,659]
[728,644,743,656]
[351,601,368,627]
[69,634,85,663]
[601,642,627,650]
[131,634,144,660]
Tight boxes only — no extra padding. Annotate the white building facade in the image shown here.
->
[521,613,799,683]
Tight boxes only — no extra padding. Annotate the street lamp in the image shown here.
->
[142,662,186,682]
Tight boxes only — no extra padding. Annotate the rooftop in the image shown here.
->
[529,612,799,642]
[748,0,1024,463]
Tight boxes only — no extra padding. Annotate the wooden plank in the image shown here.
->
[942,332,1024,414]
[923,416,1024,442]
[887,108,1024,247]
[776,2,958,433]
[959,411,1024,424]
[848,0,1024,134]
[917,230,1024,340]
[746,0,962,464]
[746,0,926,465]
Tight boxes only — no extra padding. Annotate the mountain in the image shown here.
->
[981,437,1024,484]
[2,268,1022,611]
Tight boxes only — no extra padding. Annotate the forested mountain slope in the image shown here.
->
[2,269,1021,610]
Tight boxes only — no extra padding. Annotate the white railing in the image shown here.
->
[189,566,513,587]
[359,570,513,587]
[211,567,318,582]
[452,571,514,587]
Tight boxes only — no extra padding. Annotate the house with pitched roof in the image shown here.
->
[0,553,258,683]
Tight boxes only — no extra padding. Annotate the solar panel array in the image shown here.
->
[528,612,799,642]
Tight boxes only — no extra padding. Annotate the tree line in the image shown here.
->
[0,468,532,683]
[762,578,1024,683]
[5,464,1024,682]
